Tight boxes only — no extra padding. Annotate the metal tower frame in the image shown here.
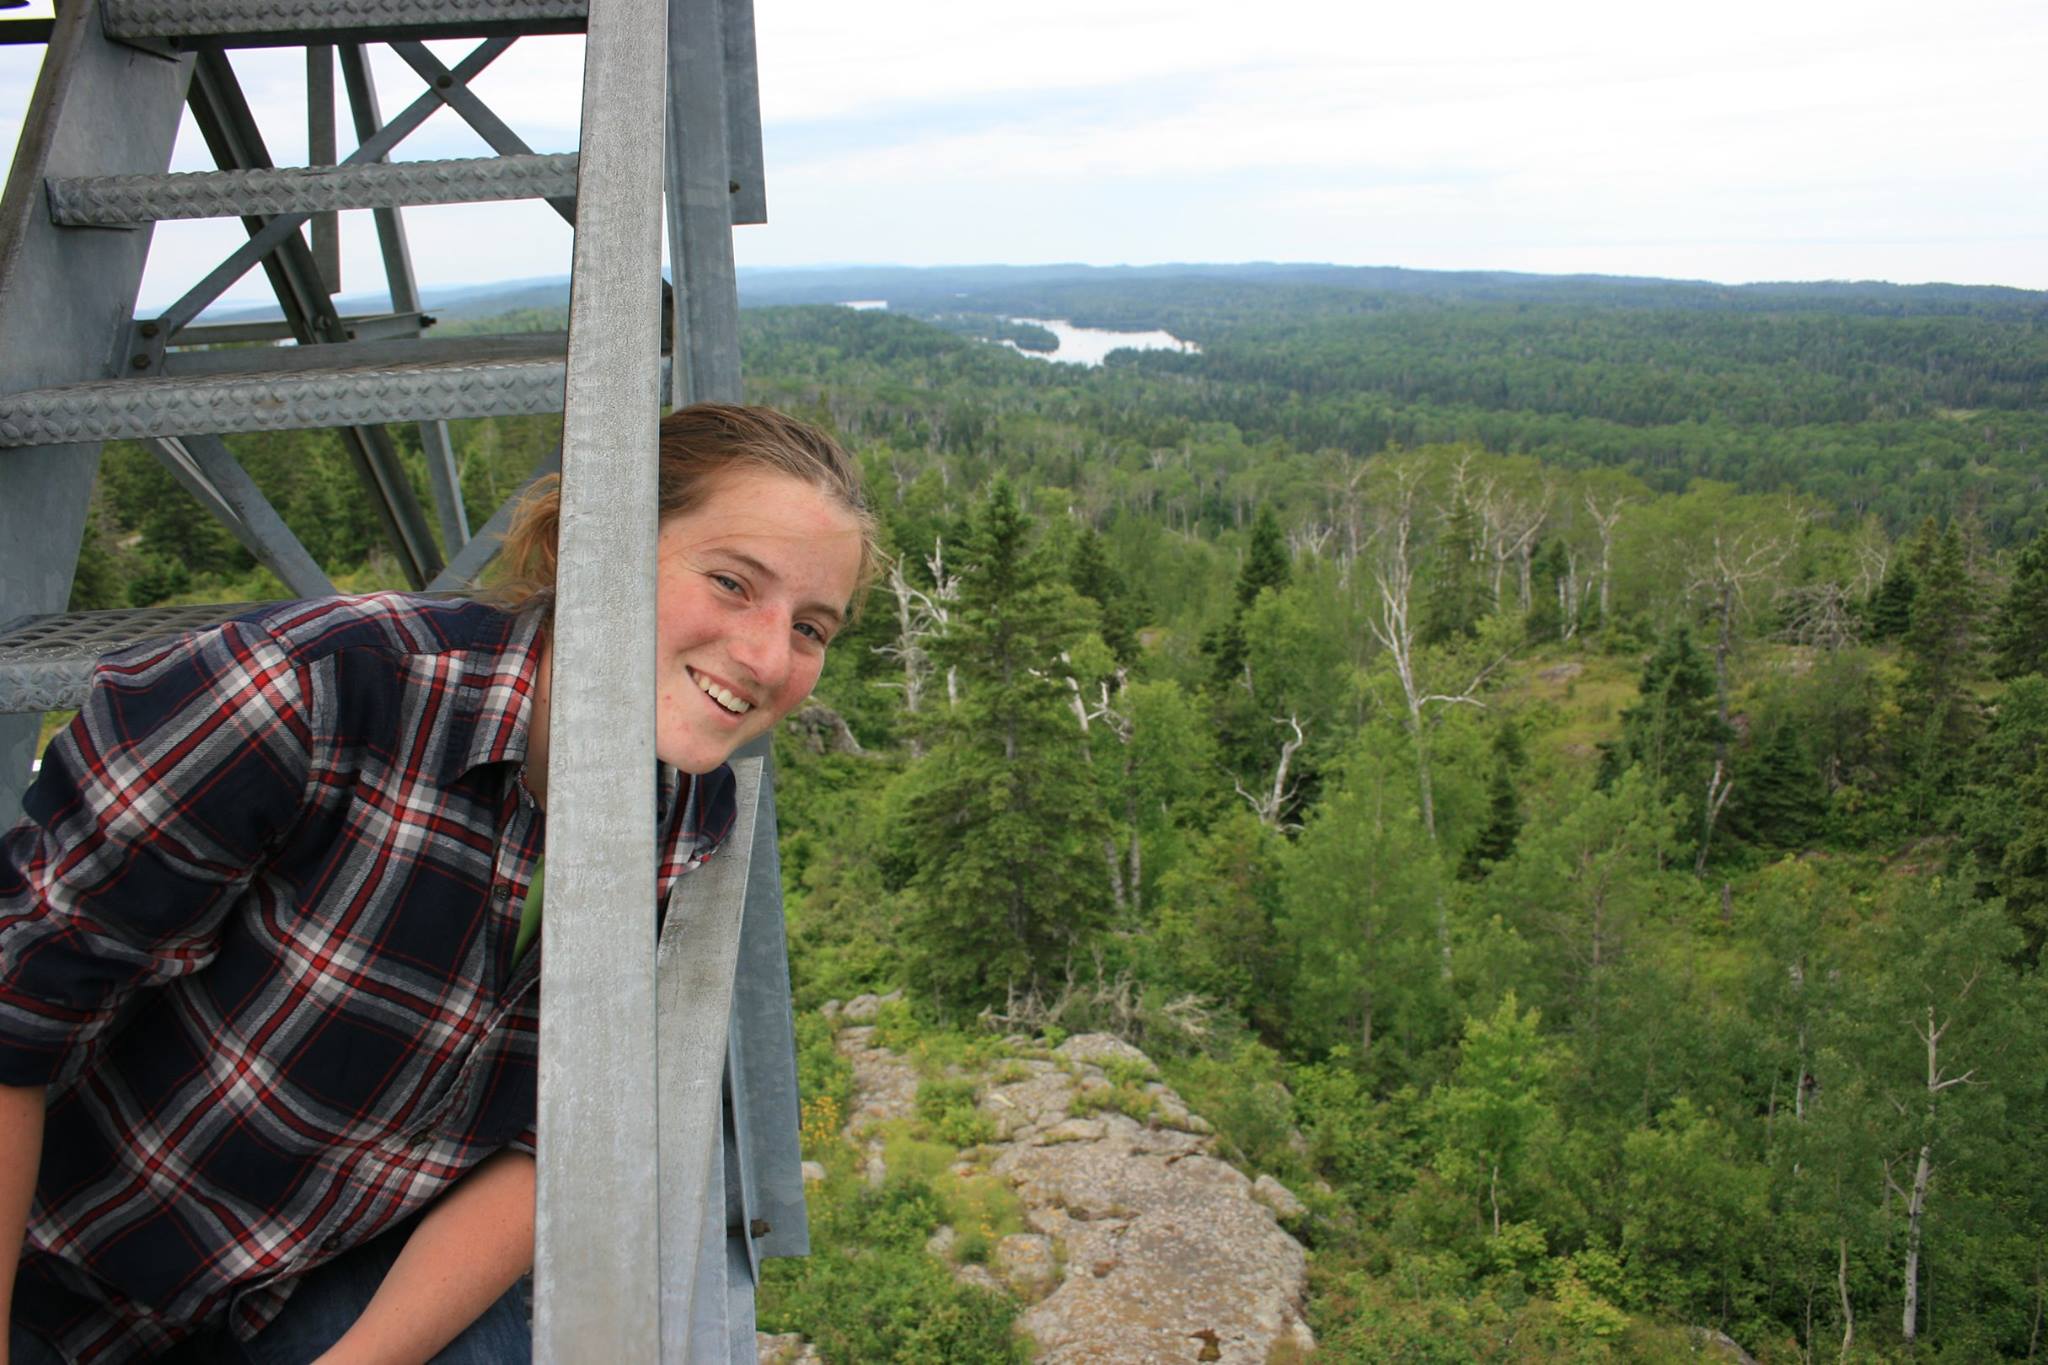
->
[0,0,804,1355]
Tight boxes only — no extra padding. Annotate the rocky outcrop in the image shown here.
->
[804,1021,1315,1363]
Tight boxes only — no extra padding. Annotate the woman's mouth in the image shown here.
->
[687,667,754,716]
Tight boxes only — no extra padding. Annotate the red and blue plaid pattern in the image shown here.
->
[1,593,733,1361]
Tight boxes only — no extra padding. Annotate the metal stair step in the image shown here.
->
[0,336,648,446]
[49,153,580,227]
[100,0,588,48]
[0,602,278,713]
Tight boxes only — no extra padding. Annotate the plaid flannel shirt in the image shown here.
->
[1,593,734,1362]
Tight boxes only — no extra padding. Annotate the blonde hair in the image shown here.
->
[488,403,880,619]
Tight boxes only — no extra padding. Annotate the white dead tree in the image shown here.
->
[1474,474,1554,612]
[872,538,961,754]
[1584,492,1631,628]
[1367,467,1505,843]
[1234,713,1306,832]
[1883,973,1983,1352]
[1776,582,1862,652]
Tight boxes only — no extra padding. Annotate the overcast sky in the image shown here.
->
[3,0,2043,308]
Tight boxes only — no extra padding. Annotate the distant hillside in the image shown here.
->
[189,262,2048,333]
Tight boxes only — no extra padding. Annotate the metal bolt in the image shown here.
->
[749,1218,770,1238]
[138,321,160,338]
[728,180,740,195]
[435,74,452,89]
[131,354,150,370]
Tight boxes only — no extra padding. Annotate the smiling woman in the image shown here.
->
[1,403,880,1362]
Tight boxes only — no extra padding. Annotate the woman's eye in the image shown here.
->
[795,622,829,645]
[712,574,743,595]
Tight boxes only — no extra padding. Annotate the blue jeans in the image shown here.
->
[11,1221,530,1364]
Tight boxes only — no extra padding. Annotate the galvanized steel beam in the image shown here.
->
[101,0,587,48]
[0,347,580,445]
[0,0,189,828]
[655,756,761,1357]
[667,0,740,405]
[47,152,582,225]
[531,0,670,1346]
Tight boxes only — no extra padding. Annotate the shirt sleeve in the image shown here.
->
[0,620,316,1087]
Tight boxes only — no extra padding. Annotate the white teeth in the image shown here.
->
[693,671,752,714]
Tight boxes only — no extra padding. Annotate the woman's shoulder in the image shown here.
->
[221,591,523,667]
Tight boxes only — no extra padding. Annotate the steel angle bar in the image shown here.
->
[723,735,810,1264]
[0,0,190,829]
[334,45,469,553]
[308,45,340,292]
[166,309,429,346]
[338,45,422,313]
[530,0,670,1347]
[147,39,514,340]
[388,43,577,225]
[100,0,587,48]
[425,444,560,592]
[143,435,336,598]
[667,0,740,405]
[719,0,764,226]
[48,153,582,226]
[182,52,443,587]
[653,756,763,1358]
[0,348,579,446]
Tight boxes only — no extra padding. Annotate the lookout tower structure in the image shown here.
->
[0,0,802,1355]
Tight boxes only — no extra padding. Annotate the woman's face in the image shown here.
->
[653,469,864,774]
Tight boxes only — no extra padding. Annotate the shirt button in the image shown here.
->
[320,1234,343,1253]
[409,1128,434,1147]
[492,885,511,905]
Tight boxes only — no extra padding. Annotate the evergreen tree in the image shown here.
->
[1421,488,1486,645]
[1460,725,1526,879]
[1988,527,2048,681]
[897,482,1112,1009]
[1237,502,1293,610]
[1522,539,1568,644]
[1865,559,1916,640]
[1897,523,1982,815]
[1067,525,1141,665]
[1730,725,1824,851]
[1601,624,1732,857]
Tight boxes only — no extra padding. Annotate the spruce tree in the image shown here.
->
[1238,502,1293,609]
[1422,489,1486,645]
[1900,524,1982,747]
[1601,624,1731,858]
[1731,725,1824,850]
[1068,524,1141,665]
[1989,527,2048,681]
[1460,752,1524,879]
[1866,560,1917,640]
[899,482,1112,1009]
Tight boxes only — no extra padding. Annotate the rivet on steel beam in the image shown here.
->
[728,180,740,194]
[138,321,160,338]
[749,1218,771,1238]
[131,354,150,370]
[435,75,452,89]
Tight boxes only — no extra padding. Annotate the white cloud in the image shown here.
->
[2,0,2044,293]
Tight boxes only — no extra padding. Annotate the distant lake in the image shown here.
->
[1001,317,1200,367]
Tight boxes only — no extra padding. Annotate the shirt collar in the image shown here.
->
[451,605,548,783]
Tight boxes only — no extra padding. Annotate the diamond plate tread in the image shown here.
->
[101,0,588,42]
[0,346,580,446]
[0,602,276,713]
[49,153,580,226]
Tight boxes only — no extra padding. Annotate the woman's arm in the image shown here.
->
[312,1151,535,1365]
[0,1083,45,1365]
